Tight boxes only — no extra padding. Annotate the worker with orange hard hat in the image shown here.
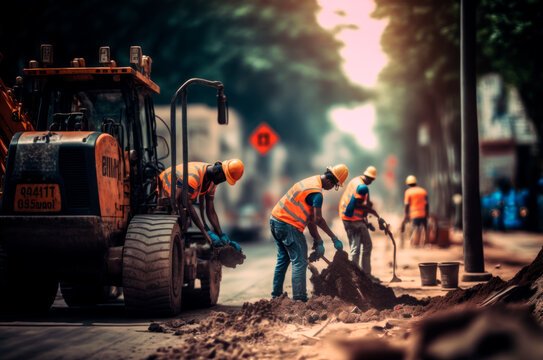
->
[270,164,348,301]
[402,175,429,247]
[159,159,244,251]
[339,165,383,280]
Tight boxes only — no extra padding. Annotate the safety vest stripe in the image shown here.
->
[163,170,172,189]
[278,200,308,225]
[284,187,321,218]
[189,173,200,183]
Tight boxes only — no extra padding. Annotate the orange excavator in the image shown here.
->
[0,45,234,314]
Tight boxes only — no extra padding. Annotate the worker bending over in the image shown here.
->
[159,159,244,251]
[402,175,429,247]
[339,166,383,279]
[270,165,348,302]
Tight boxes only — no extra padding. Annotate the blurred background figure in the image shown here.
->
[402,175,429,247]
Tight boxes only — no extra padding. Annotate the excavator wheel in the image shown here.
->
[184,259,222,308]
[60,282,120,307]
[199,259,222,307]
[0,245,58,313]
[122,215,184,316]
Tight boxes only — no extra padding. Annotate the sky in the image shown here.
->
[316,0,388,150]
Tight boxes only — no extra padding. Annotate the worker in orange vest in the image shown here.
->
[402,175,429,247]
[339,165,383,279]
[159,159,244,251]
[270,165,349,302]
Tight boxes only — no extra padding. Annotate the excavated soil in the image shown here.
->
[310,250,423,311]
[147,247,543,360]
[422,246,543,316]
[214,245,246,268]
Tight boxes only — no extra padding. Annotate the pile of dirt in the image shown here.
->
[310,250,422,311]
[147,295,420,359]
[422,246,543,317]
[214,245,246,268]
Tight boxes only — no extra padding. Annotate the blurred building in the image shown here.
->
[477,74,538,193]
[477,74,540,231]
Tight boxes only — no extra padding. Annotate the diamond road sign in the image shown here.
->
[249,123,279,155]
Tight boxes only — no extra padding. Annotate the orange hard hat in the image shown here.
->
[327,164,349,187]
[222,159,244,185]
[406,175,417,185]
[363,166,377,179]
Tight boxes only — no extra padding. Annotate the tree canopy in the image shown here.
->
[0,0,367,172]
[372,0,542,218]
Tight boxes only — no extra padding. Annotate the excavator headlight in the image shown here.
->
[130,46,143,68]
[40,44,53,65]
[99,46,111,65]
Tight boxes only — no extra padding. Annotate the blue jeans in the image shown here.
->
[343,220,372,275]
[270,217,308,301]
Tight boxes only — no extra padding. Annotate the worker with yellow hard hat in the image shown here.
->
[339,165,383,280]
[159,159,244,251]
[402,175,429,247]
[270,164,348,301]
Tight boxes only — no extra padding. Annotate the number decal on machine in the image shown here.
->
[14,184,61,212]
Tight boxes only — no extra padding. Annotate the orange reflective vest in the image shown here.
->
[159,162,216,200]
[339,176,368,221]
[271,176,323,232]
[404,186,427,219]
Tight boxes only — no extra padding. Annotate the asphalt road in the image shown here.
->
[0,235,279,360]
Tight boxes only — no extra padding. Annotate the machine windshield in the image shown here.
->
[40,87,127,132]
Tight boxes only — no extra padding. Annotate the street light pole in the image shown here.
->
[460,0,491,281]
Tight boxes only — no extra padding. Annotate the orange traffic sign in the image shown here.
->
[249,123,279,155]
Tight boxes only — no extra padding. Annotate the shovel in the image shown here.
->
[378,218,402,283]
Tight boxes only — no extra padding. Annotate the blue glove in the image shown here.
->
[208,230,225,247]
[220,233,231,244]
[314,239,325,258]
[332,236,343,251]
[229,240,242,252]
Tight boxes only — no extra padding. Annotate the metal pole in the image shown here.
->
[169,78,225,218]
[181,90,188,216]
[461,0,491,281]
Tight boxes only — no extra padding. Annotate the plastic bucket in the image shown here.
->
[418,262,438,286]
[438,262,460,288]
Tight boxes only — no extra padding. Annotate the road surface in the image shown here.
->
[2,220,542,359]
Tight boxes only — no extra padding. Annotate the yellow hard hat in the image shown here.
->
[406,175,417,185]
[363,166,377,179]
[327,164,349,187]
[222,159,244,185]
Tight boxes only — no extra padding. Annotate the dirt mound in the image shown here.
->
[310,250,422,311]
[421,246,543,317]
[215,245,246,268]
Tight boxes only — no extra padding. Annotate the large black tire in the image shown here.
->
[0,245,58,313]
[184,259,222,308]
[200,259,222,307]
[122,215,184,316]
[60,282,120,307]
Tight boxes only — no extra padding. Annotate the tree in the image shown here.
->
[0,0,367,173]
[373,0,542,222]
